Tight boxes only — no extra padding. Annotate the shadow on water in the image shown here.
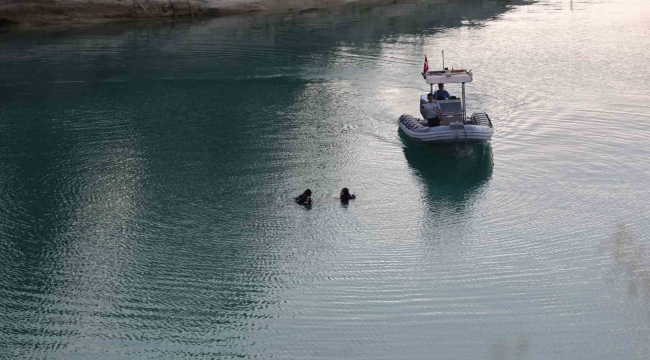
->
[601,223,650,358]
[605,224,650,302]
[488,334,531,360]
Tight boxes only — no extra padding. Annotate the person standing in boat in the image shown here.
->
[421,93,443,127]
[433,83,451,100]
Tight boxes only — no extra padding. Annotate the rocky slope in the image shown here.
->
[0,0,408,28]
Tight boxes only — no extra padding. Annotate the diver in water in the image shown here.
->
[295,189,312,205]
[340,188,356,203]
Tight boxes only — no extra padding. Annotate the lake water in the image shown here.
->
[1,0,650,358]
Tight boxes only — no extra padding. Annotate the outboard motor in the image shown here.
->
[399,114,426,130]
[470,112,492,127]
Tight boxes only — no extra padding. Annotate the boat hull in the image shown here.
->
[397,113,493,144]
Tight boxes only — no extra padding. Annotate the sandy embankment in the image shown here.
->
[0,0,403,28]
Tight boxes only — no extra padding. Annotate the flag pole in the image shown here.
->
[442,50,445,70]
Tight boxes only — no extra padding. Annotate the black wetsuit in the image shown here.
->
[295,195,312,205]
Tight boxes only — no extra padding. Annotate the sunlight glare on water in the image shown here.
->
[1,0,650,359]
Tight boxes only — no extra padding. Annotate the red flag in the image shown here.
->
[423,55,429,74]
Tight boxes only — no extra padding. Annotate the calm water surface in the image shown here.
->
[1,0,650,358]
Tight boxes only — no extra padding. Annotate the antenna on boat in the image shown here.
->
[442,50,445,70]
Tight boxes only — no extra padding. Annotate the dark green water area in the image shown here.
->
[1,0,650,358]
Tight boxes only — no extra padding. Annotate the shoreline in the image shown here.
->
[0,0,425,30]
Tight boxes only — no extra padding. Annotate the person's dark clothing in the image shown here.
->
[427,116,441,127]
[433,89,450,100]
[295,195,312,205]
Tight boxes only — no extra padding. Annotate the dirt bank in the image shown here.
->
[0,0,414,29]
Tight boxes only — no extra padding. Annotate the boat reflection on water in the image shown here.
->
[402,140,493,215]
[432,142,480,159]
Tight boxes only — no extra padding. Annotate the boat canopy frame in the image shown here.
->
[424,70,473,121]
